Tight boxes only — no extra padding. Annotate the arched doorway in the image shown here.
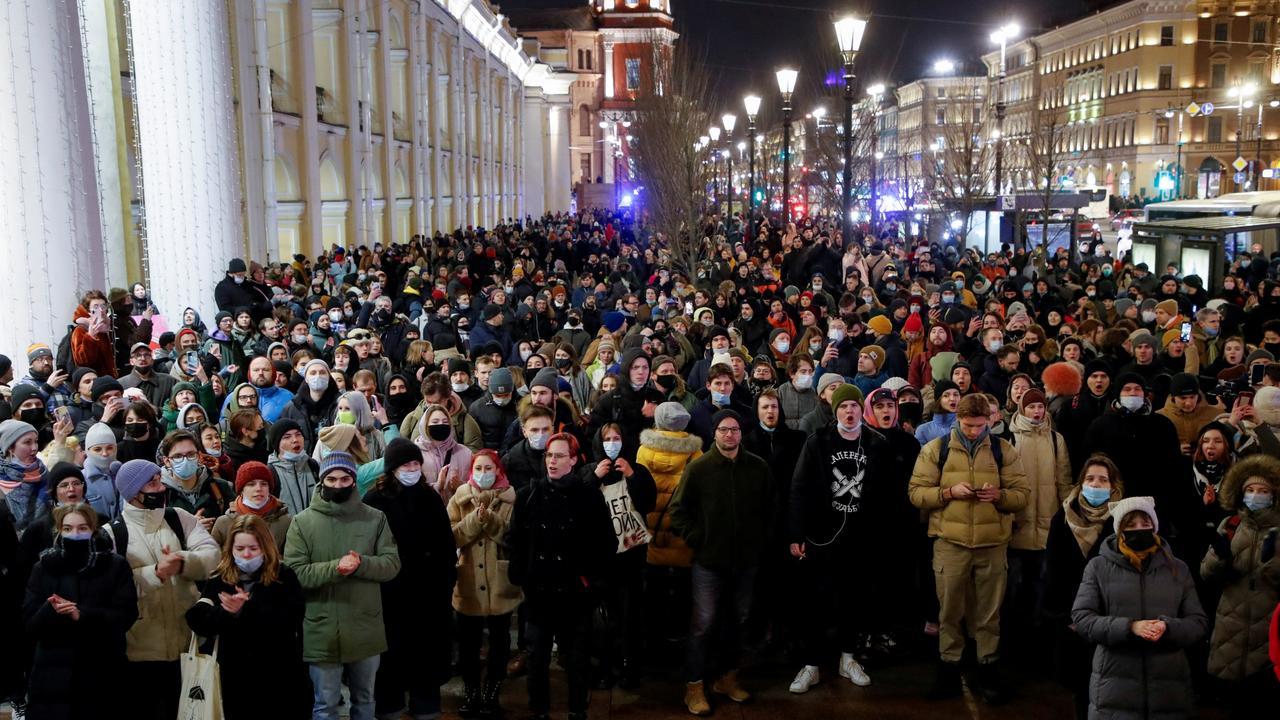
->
[1198,157,1223,199]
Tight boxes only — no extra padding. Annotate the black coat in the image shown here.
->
[23,546,138,720]
[362,481,457,685]
[469,393,518,451]
[1082,407,1184,523]
[501,440,546,493]
[277,383,341,453]
[1054,391,1111,478]
[0,505,27,700]
[507,473,616,611]
[185,567,310,720]
[1044,502,1114,692]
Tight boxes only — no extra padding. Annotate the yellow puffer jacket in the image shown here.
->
[1009,413,1072,551]
[636,428,703,566]
[908,428,1030,549]
[447,482,522,617]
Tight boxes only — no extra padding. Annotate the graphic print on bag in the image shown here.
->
[827,438,867,513]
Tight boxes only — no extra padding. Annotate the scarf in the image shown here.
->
[0,456,47,493]
[1062,487,1112,556]
[315,423,369,464]
[1117,531,1163,571]
[234,495,282,517]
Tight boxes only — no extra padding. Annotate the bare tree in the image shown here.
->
[931,78,995,241]
[1020,111,1070,250]
[630,35,715,277]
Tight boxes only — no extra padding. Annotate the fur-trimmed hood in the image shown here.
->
[639,428,702,454]
[1220,453,1280,511]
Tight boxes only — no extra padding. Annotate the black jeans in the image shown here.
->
[600,568,644,676]
[457,612,513,687]
[686,564,756,683]
[126,660,180,720]
[797,548,867,666]
[526,599,592,714]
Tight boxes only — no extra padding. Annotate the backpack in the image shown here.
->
[936,434,1004,473]
[110,508,187,558]
[55,324,79,377]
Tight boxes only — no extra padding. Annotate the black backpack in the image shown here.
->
[109,508,187,558]
[935,434,1005,472]
[54,324,80,377]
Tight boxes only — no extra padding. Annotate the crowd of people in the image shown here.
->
[0,208,1278,720]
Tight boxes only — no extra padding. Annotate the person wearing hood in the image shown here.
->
[105,458,221,719]
[1200,454,1280,713]
[405,403,472,504]
[1006,389,1072,654]
[283,451,402,720]
[160,381,208,434]
[1,419,49,532]
[383,373,419,429]
[1071,496,1207,720]
[266,418,320,516]
[278,358,342,453]
[210,461,291,551]
[22,502,137,720]
[159,430,234,528]
[333,390,390,461]
[798,372,845,436]
[588,348,664,451]
[1083,372,1183,515]
[82,422,121,520]
[506,432,615,720]
[916,380,961,446]
[362,438,457,720]
[399,372,484,452]
[223,408,270,478]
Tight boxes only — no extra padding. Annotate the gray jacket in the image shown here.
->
[269,452,319,516]
[1072,538,1207,720]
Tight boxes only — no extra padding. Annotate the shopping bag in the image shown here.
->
[178,633,224,720]
[602,480,652,553]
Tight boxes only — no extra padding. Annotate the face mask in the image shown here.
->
[396,469,422,486]
[655,375,677,391]
[1205,326,1219,337]
[19,408,45,427]
[233,276,245,284]
[504,285,515,294]
[170,457,198,479]
[942,294,956,304]
[458,300,471,310]
[773,339,790,354]
[828,329,846,343]
[1119,395,1144,411]
[451,382,470,394]
[205,447,222,458]
[292,334,309,345]
[139,490,167,509]
[519,349,533,362]
[711,391,731,406]
[282,450,307,463]
[492,393,513,406]
[809,342,822,354]
[1081,486,1111,507]
[527,433,549,450]
[1121,528,1157,552]
[603,440,622,460]
[954,280,965,290]
[428,424,452,441]
[473,470,496,489]
[63,530,93,542]
[336,409,357,425]
[328,310,343,323]
[1243,491,1274,512]
[987,340,1002,353]
[125,422,148,439]
[234,554,265,574]
[555,358,572,370]
[793,373,813,390]
[85,453,113,472]
[242,493,270,510]
[885,282,897,292]
[1086,290,1096,298]
[320,484,354,503]
[306,375,329,393]
[1141,311,1156,323]
[837,420,861,434]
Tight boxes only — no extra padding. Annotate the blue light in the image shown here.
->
[620,193,634,208]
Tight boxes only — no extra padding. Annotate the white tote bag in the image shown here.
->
[178,633,224,720]
[602,480,653,553]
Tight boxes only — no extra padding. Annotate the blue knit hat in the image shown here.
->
[115,459,161,503]
[319,451,358,480]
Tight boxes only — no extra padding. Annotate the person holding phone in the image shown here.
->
[70,290,117,377]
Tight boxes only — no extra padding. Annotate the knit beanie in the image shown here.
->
[1019,389,1047,412]
[235,461,276,495]
[90,376,124,401]
[904,312,924,334]
[115,459,160,503]
[268,418,303,454]
[303,358,331,378]
[0,419,36,455]
[867,315,893,336]
[1169,372,1199,398]
[860,346,886,373]
[383,437,423,474]
[318,451,358,480]
[830,384,864,413]
[1246,349,1275,367]
[1110,495,1159,534]
[933,379,960,400]
[816,372,845,395]
[530,367,560,392]
[47,461,84,496]
[1155,299,1178,317]
[9,384,44,411]
[710,409,742,432]
[85,422,117,450]
[655,401,691,431]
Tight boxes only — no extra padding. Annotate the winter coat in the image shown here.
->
[636,429,702,567]
[1156,396,1224,450]
[1083,406,1184,520]
[1072,539,1207,720]
[1055,391,1111,478]
[469,393,519,451]
[914,411,956,446]
[501,440,545,492]
[104,505,222,662]
[669,446,774,571]
[1009,413,1072,551]
[23,545,137,720]
[1200,458,1280,683]
[211,505,291,551]
[908,429,1030,549]
[776,381,817,431]
[447,482,521,616]
[399,394,484,452]
[185,567,311,720]
[161,466,234,520]
[268,453,320,517]
[1044,489,1116,692]
[797,401,834,436]
[283,486,401,663]
[68,305,116,377]
[277,384,341,453]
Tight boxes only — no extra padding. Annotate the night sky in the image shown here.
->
[503,0,1093,113]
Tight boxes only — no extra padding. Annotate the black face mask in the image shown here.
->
[125,422,149,439]
[555,358,572,370]
[320,484,354,504]
[1122,528,1157,552]
[655,375,677,391]
[138,490,167,510]
[19,408,46,427]
[428,424,452,442]
[60,537,91,565]
[898,402,923,426]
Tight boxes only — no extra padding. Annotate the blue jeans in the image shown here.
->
[309,655,380,720]
[686,564,756,683]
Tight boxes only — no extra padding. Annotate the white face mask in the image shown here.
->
[1141,310,1157,323]
[242,493,270,510]
[793,373,813,390]
[527,433,549,450]
[1119,395,1144,411]
[473,470,496,490]
[395,469,422,486]
[828,329,846,343]
[837,420,861,435]
[603,440,622,459]
[306,375,329,392]
[451,382,470,394]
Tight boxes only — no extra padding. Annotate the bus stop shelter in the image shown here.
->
[1130,215,1280,290]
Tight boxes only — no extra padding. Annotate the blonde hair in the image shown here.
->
[215,514,281,586]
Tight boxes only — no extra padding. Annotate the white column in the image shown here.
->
[79,0,129,287]
[548,102,571,212]
[0,0,108,368]
[130,0,244,318]
[522,92,547,218]
[603,41,615,99]
[234,0,278,263]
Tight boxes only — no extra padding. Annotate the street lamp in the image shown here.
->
[990,21,1019,197]
[722,113,737,223]
[834,15,867,235]
[867,82,885,235]
[1231,82,1257,190]
[744,94,762,222]
[777,67,799,222]
[934,59,956,75]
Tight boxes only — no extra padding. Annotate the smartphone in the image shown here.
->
[685,301,694,316]
[54,406,70,423]
[1239,390,1255,407]
[1251,362,1268,386]
[1179,322,1192,344]
[184,351,199,373]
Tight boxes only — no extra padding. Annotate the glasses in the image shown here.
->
[169,451,199,461]
[56,480,85,490]
[237,394,255,402]
[715,426,742,435]
[545,452,573,461]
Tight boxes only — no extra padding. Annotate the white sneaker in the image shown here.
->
[789,665,821,694]
[840,653,871,686]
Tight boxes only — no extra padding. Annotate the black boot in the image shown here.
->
[926,661,963,700]
[480,681,504,718]
[975,661,1009,705]
[459,684,483,718]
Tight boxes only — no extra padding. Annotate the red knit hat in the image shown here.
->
[904,312,924,333]
[235,461,276,495]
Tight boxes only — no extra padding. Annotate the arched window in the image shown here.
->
[579,104,592,136]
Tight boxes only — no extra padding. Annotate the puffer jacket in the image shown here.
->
[1201,454,1280,683]
[776,381,817,431]
[447,482,522,616]
[268,452,319,517]
[1072,538,1207,720]
[908,428,1029,549]
[636,428,702,567]
[1009,412,1072,551]
[211,505,291,551]
[105,505,221,662]
[283,486,401,663]
[1156,395,1223,449]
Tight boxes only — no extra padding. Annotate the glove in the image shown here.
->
[1262,529,1278,564]
[1210,531,1233,562]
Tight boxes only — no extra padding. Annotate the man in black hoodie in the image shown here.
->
[1056,359,1113,477]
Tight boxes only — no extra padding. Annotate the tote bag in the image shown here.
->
[178,633,224,720]
[602,480,652,553]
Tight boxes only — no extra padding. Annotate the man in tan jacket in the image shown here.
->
[909,394,1029,705]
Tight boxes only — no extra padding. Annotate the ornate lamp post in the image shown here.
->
[834,15,867,235]
[777,68,799,222]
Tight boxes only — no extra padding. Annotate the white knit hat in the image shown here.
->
[85,422,116,450]
[1110,495,1158,534]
